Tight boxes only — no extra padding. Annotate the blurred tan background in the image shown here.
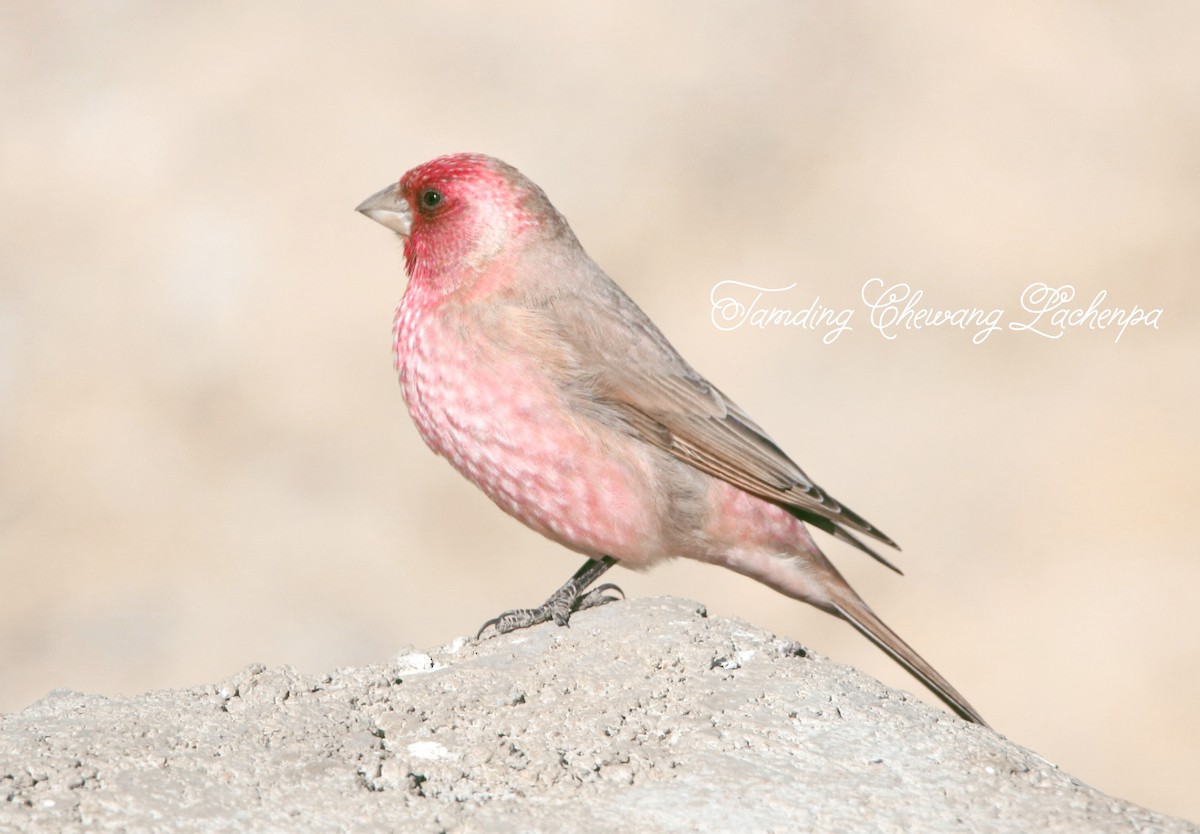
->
[2,0,1197,821]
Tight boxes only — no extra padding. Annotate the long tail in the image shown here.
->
[701,505,989,726]
[830,594,989,727]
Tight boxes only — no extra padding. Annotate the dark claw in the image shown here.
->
[475,557,620,642]
[575,583,625,611]
[475,607,548,640]
[475,616,502,641]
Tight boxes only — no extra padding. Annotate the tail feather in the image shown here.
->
[785,508,904,575]
[700,506,987,726]
[831,597,989,727]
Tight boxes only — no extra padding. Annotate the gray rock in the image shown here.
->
[1,597,1194,833]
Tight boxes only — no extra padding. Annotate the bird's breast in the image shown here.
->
[392,298,668,564]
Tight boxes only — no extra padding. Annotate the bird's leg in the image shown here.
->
[476,556,622,639]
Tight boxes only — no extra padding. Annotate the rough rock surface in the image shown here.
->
[1,597,1194,833]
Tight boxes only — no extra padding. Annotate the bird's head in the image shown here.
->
[357,153,565,287]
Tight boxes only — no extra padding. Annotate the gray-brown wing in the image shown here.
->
[543,280,900,570]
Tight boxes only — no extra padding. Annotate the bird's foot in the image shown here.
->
[476,581,624,639]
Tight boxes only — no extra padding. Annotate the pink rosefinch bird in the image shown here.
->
[357,153,987,726]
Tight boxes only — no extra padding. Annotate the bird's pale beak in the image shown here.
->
[356,184,412,236]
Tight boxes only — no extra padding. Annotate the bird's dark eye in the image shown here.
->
[420,189,443,210]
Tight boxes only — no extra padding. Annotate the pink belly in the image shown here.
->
[397,312,662,563]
